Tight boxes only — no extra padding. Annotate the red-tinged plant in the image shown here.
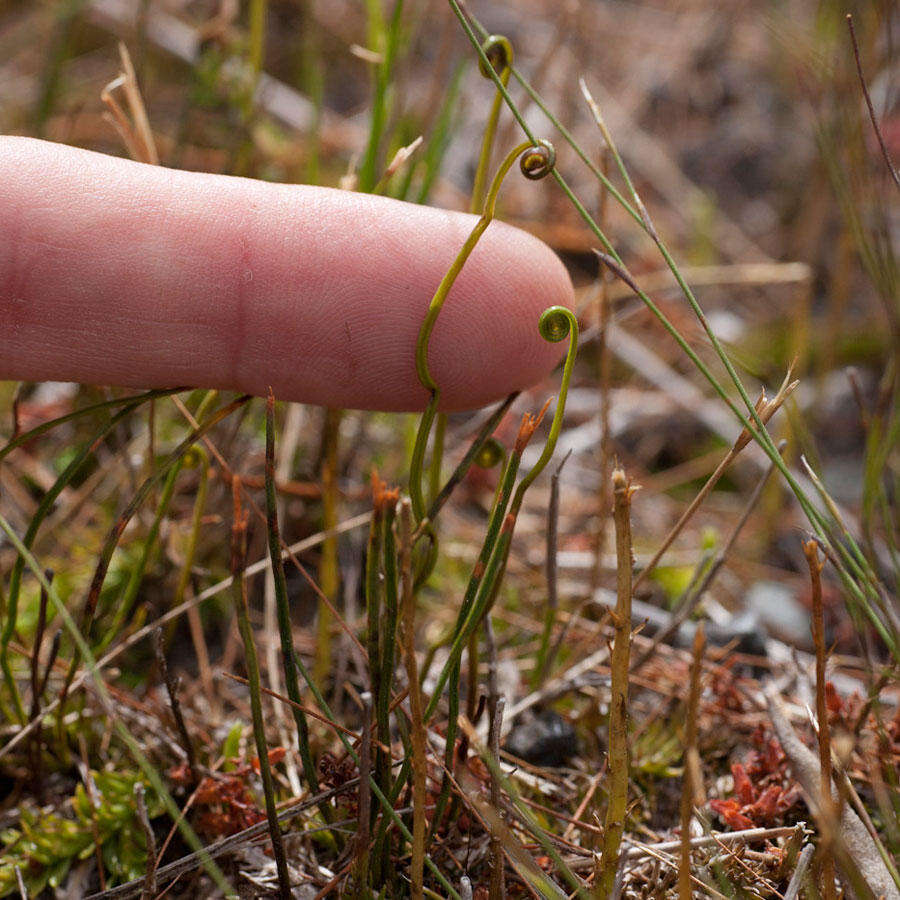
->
[167,748,287,840]
[710,729,801,830]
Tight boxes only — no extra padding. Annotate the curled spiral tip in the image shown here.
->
[474,438,505,469]
[478,35,513,78]
[538,306,573,343]
[519,140,556,180]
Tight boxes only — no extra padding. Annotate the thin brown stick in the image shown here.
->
[784,843,815,900]
[153,627,197,781]
[221,671,359,739]
[805,539,837,900]
[596,467,636,897]
[846,14,900,189]
[679,624,706,900]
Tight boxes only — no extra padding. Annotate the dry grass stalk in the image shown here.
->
[633,444,783,672]
[595,466,637,897]
[315,407,342,685]
[784,843,815,900]
[152,627,197,783]
[845,14,900,189]
[100,43,159,165]
[804,539,837,900]
[679,623,706,900]
[399,497,426,900]
[631,368,796,599]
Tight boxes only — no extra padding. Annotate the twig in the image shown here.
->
[596,467,637,897]
[100,43,159,164]
[221,672,358,739]
[230,478,291,900]
[679,624,706,900]
[13,865,26,900]
[153,628,197,782]
[133,783,157,900]
[846,14,900,189]
[783,844,815,900]
[622,826,800,861]
[627,372,795,600]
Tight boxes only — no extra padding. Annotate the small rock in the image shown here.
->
[503,709,577,767]
[744,581,810,648]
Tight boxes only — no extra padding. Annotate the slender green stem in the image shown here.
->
[265,397,320,800]
[425,309,578,730]
[409,139,534,521]
[172,447,209,611]
[427,411,446,505]
[248,0,267,81]
[0,387,184,464]
[358,0,405,192]
[230,483,292,900]
[101,457,185,648]
[426,393,516,523]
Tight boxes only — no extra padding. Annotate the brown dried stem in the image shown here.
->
[631,372,795,598]
[595,467,636,897]
[153,627,197,782]
[805,539,837,900]
[846,14,900,190]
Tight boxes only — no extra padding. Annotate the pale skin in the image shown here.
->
[0,137,575,412]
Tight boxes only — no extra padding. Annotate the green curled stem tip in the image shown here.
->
[512,305,578,508]
[414,138,533,393]
[409,138,557,521]
[471,35,513,213]
[478,34,513,79]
